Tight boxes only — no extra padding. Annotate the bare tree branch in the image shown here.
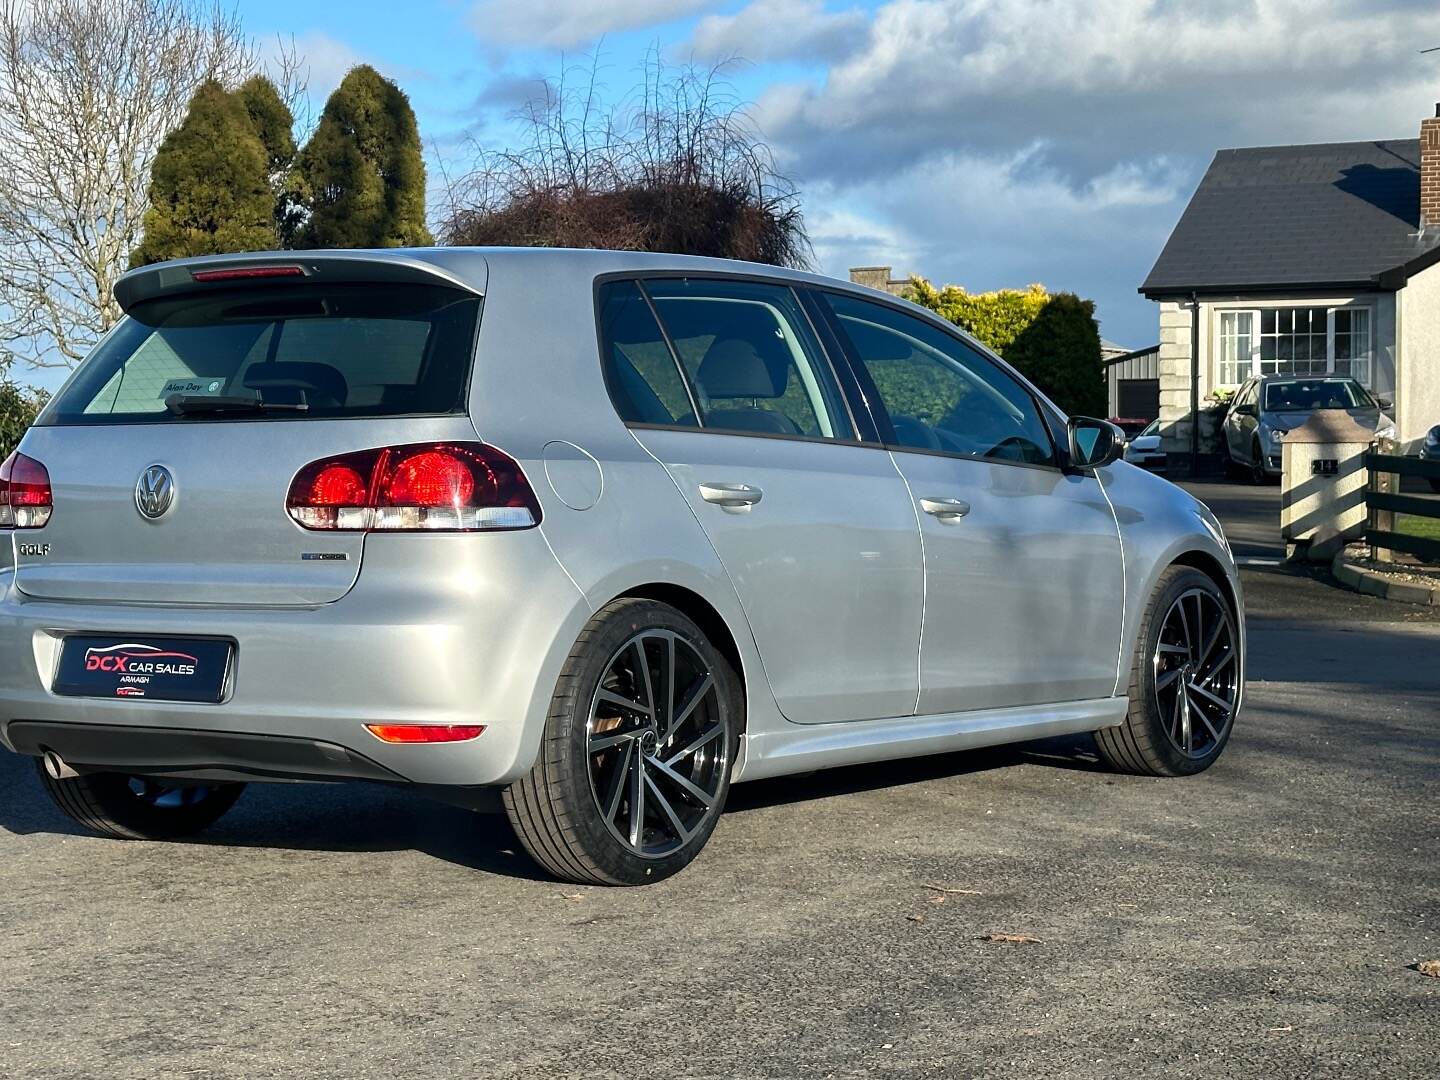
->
[0,0,254,370]
[438,49,810,269]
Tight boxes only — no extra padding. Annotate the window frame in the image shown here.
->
[1214,304,1374,390]
[592,270,868,449]
[805,284,1068,475]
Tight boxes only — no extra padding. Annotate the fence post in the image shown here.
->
[1369,438,1394,564]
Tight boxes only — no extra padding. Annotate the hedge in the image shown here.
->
[904,278,1107,418]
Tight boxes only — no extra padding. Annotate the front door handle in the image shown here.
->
[699,482,764,510]
[919,496,971,522]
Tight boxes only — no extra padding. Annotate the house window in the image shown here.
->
[1218,312,1253,386]
[1215,306,1372,388]
[1332,308,1371,387]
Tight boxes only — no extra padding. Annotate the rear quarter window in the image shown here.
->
[42,283,480,424]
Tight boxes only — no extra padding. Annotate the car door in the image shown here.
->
[1226,381,1256,459]
[599,277,924,724]
[815,290,1125,714]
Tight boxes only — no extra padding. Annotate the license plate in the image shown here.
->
[53,636,233,703]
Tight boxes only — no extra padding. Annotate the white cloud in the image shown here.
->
[470,0,722,50]
[688,0,868,64]
[759,0,1440,187]
[744,0,1440,346]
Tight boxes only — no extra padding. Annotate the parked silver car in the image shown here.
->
[0,249,1244,885]
[1222,375,1392,483]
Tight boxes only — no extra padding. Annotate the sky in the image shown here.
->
[233,1,1440,353]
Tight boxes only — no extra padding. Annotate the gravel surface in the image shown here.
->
[0,480,1435,1079]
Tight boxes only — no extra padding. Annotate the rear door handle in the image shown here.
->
[699,482,764,510]
[919,496,970,522]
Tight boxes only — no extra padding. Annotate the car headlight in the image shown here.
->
[1425,425,1440,450]
[1265,426,1285,446]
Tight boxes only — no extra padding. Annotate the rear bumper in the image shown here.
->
[0,533,591,787]
[9,720,402,784]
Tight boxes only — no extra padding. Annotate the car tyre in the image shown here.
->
[36,763,245,840]
[503,598,741,886]
[1429,477,1440,494]
[1094,565,1241,777]
[1249,438,1267,485]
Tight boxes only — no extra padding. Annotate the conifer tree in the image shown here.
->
[235,75,304,245]
[297,65,431,248]
[129,81,276,267]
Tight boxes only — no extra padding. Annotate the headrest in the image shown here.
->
[243,362,348,407]
[697,338,787,399]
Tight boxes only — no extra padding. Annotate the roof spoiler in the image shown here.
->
[113,251,485,313]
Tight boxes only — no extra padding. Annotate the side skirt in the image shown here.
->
[734,697,1128,782]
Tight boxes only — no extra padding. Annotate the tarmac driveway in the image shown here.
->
[0,479,1436,1079]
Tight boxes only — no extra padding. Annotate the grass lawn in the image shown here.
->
[1396,514,1440,541]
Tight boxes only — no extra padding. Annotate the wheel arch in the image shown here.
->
[1170,548,1241,626]
[611,582,747,707]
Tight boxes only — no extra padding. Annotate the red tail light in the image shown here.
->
[286,442,542,532]
[364,723,486,744]
[0,451,52,529]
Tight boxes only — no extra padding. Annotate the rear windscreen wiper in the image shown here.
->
[165,393,309,417]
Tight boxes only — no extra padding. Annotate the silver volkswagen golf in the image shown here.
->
[0,248,1243,885]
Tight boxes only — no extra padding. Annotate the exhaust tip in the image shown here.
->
[42,749,79,780]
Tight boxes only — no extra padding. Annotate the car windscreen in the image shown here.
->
[1262,379,1370,412]
[39,283,481,425]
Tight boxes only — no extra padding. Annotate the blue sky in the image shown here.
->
[238,1,1440,352]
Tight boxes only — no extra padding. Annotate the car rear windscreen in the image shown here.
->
[40,283,481,425]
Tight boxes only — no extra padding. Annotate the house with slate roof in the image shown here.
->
[1140,106,1440,458]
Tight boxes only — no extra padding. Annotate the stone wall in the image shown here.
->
[1157,300,1194,455]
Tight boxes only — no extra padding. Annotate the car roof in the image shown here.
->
[1257,374,1358,384]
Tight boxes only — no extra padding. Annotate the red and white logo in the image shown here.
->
[84,643,198,677]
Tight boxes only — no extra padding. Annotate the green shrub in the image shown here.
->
[0,381,50,460]
[905,278,1105,417]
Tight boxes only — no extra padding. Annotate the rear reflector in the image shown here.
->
[0,451,52,528]
[287,442,542,532]
[191,265,305,282]
[364,724,486,744]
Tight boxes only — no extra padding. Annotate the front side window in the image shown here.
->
[823,292,1056,467]
[643,278,851,440]
[44,284,479,424]
[1216,306,1373,388]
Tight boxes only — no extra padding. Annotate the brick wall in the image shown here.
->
[1423,111,1440,231]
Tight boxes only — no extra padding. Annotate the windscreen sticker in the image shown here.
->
[159,377,225,399]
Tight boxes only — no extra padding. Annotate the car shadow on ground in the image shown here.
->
[0,731,1107,880]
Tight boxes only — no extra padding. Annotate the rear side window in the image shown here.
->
[42,284,480,424]
[643,278,851,440]
[596,281,697,426]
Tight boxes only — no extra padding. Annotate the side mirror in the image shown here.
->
[1375,394,1393,410]
[1067,417,1125,470]
[1233,403,1256,417]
